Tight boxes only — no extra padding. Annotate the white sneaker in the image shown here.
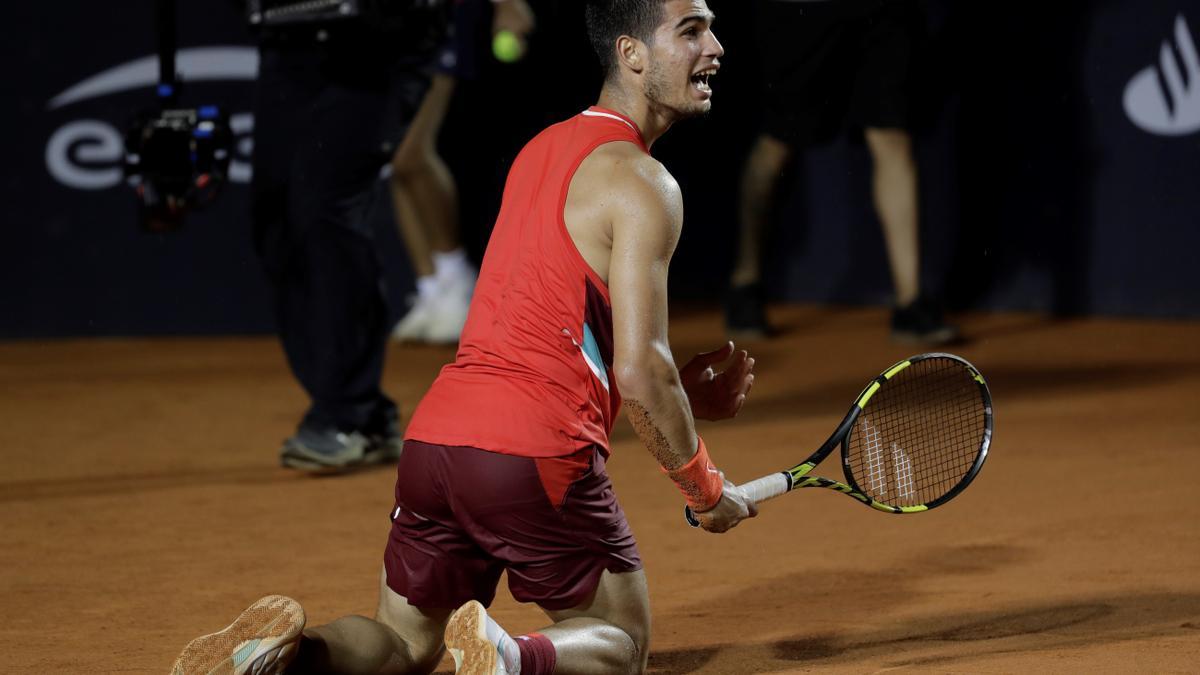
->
[424,287,472,344]
[170,595,305,675]
[444,600,511,675]
[392,293,437,342]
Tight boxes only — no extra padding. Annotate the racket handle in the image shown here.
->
[684,472,791,527]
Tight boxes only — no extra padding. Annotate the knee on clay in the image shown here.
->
[599,621,648,675]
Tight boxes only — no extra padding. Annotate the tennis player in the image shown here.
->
[170,1,755,673]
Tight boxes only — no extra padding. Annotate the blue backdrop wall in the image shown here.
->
[3,0,1198,338]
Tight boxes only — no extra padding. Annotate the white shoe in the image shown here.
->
[424,288,472,345]
[444,600,510,675]
[170,595,305,675]
[395,267,476,345]
[392,293,437,342]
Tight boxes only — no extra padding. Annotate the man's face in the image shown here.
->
[643,0,724,119]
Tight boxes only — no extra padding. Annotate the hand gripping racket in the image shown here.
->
[686,352,992,525]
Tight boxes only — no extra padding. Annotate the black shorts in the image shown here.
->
[755,0,923,147]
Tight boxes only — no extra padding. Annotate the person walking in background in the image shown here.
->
[726,0,958,344]
[389,0,535,345]
[251,3,449,473]
[171,1,758,673]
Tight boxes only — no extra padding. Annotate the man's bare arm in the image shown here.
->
[606,154,696,470]
[603,151,755,532]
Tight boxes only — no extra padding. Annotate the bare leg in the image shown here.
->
[864,126,920,307]
[287,568,452,675]
[537,569,651,675]
[390,73,476,343]
[730,134,793,288]
[444,569,650,675]
[390,73,461,279]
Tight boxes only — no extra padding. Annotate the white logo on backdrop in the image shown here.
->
[44,46,258,190]
[1124,14,1200,136]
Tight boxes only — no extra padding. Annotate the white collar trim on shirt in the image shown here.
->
[581,109,637,133]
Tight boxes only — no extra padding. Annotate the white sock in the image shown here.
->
[482,610,522,674]
[416,275,439,301]
[433,248,473,285]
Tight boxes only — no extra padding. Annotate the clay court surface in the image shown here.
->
[3,306,1199,673]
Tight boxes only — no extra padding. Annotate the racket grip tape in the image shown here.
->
[684,472,791,527]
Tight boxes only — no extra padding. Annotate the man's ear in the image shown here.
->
[616,35,646,74]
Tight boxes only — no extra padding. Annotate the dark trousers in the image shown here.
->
[251,44,430,432]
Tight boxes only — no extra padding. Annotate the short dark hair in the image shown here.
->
[584,0,666,78]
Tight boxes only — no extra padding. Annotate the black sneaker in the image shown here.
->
[363,408,403,465]
[365,435,403,465]
[725,282,773,339]
[891,296,961,345]
[280,426,371,474]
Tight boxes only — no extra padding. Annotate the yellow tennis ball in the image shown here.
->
[492,30,523,63]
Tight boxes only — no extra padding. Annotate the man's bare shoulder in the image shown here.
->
[578,142,683,224]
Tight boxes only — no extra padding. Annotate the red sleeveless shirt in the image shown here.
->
[404,107,646,458]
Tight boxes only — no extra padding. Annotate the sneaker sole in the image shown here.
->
[279,454,356,475]
[279,441,398,475]
[170,595,305,675]
[279,436,366,475]
[444,600,499,675]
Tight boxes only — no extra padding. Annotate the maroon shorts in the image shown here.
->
[383,440,643,611]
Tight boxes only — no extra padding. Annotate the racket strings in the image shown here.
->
[846,358,986,507]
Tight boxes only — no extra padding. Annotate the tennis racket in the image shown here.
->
[685,352,992,526]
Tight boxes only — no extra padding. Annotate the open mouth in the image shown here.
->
[690,67,717,94]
